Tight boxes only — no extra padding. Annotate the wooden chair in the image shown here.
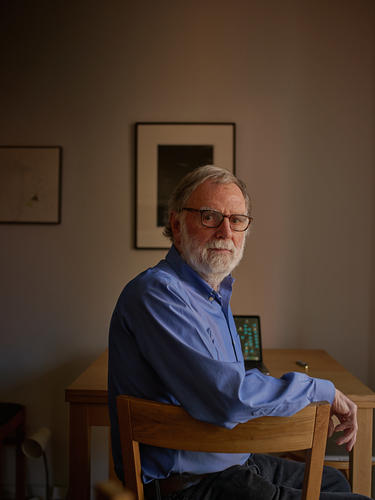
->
[116,396,331,500]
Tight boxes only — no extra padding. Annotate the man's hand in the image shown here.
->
[328,389,358,451]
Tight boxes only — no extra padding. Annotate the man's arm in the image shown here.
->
[110,273,336,428]
[329,389,358,451]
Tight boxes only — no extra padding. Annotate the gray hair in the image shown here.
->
[163,165,251,241]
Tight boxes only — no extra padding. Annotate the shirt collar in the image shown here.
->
[165,245,234,300]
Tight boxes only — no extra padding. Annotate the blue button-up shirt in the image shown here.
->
[108,245,335,483]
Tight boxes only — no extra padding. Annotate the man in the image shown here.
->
[109,165,367,499]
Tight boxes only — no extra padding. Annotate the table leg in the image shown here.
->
[67,403,91,500]
[108,429,117,480]
[349,407,373,496]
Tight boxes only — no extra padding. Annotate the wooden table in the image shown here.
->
[65,349,375,500]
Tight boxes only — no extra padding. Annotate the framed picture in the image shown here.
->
[0,146,62,224]
[135,122,235,249]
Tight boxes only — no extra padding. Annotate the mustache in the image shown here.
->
[205,240,235,251]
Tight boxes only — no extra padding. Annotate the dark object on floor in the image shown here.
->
[0,403,26,500]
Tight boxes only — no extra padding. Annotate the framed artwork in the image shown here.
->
[0,146,62,224]
[135,122,235,249]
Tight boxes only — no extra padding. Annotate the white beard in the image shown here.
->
[180,224,245,290]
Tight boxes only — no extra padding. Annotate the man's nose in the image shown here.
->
[215,217,233,238]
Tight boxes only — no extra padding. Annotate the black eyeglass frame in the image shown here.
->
[181,207,253,232]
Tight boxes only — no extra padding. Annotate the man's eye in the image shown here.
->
[231,216,246,225]
[202,211,216,222]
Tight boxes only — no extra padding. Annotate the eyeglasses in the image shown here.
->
[182,208,253,232]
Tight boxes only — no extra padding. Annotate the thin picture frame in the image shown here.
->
[0,146,62,224]
[135,122,235,249]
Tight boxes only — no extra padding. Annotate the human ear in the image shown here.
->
[170,212,182,249]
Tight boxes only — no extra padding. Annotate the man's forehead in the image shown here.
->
[187,180,246,207]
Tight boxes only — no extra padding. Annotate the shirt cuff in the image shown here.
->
[312,377,336,404]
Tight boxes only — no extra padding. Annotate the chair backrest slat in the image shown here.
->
[129,397,316,453]
[116,396,330,500]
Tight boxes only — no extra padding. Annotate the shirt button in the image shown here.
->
[208,296,214,302]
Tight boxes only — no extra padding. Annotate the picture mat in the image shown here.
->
[136,124,234,248]
[0,147,61,223]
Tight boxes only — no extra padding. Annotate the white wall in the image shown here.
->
[0,0,374,495]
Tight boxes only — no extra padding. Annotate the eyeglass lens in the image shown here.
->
[201,210,250,231]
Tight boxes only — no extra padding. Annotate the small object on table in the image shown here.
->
[296,360,309,371]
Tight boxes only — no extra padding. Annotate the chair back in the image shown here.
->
[116,395,330,500]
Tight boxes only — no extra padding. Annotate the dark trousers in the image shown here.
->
[163,454,371,500]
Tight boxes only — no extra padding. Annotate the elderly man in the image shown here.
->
[109,165,367,499]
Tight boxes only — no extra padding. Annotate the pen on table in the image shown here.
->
[296,360,309,370]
